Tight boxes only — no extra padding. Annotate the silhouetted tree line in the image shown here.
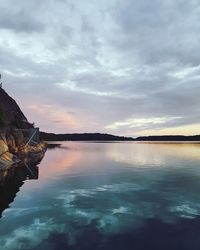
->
[40,132,135,141]
[136,135,200,141]
[40,132,200,142]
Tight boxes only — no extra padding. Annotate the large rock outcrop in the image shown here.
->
[0,87,33,129]
[0,87,46,168]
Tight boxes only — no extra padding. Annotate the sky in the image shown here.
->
[0,0,200,137]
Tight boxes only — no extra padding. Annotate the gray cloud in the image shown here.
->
[0,10,44,33]
[0,0,200,135]
[113,0,200,65]
[0,0,46,33]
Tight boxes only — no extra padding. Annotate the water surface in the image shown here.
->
[1,142,200,250]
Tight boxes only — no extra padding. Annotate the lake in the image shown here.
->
[1,141,200,250]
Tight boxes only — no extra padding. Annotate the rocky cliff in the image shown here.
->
[0,87,46,168]
[0,88,33,129]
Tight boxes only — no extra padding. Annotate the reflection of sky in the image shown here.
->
[107,142,200,166]
[1,142,200,249]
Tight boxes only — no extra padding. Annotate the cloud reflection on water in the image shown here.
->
[1,142,200,249]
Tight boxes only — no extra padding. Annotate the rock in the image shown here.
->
[0,87,46,169]
[0,88,33,129]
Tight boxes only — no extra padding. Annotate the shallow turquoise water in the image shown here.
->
[1,142,200,250]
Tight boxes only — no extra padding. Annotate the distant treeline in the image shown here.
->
[40,132,134,141]
[40,132,200,142]
[136,135,200,141]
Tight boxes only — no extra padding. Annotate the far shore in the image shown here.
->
[41,132,200,142]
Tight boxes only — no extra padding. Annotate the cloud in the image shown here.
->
[112,0,200,65]
[0,218,64,250]
[0,0,199,135]
[0,1,45,33]
[0,10,44,33]
[106,116,182,130]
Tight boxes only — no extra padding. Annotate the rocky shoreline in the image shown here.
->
[0,87,46,169]
[0,132,46,168]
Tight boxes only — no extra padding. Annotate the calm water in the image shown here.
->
[1,142,200,250]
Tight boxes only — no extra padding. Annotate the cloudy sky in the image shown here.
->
[0,0,200,136]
